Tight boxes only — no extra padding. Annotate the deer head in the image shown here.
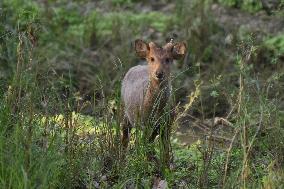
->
[134,39,187,83]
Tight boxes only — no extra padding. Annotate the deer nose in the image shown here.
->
[155,71,164,80]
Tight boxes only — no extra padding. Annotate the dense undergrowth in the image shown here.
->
[0,0,284,188]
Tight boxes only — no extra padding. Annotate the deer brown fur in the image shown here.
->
[121,39,186,149]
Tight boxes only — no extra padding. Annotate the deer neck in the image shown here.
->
[148,78,169,94]
[143,77,170,114]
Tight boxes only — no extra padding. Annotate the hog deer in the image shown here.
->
[121,39,186,152]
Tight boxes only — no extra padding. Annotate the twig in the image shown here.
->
[222,127,241,189]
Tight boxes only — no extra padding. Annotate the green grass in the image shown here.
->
[218,0,263,12]
[264,34,284,55]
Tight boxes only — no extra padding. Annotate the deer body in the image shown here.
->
[122,65,171,126]
[121,39,186,149]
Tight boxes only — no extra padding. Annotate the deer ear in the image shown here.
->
[135,39,149,58]
[172,42,187,60]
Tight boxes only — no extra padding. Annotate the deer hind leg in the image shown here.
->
[121,117,131,150]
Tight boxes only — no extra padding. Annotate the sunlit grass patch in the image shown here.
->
[38,112,120,137]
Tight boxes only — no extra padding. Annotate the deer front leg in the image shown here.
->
[146,124,161,172]
[149,124,159,143]
[160,124,171,169]
[148,123,171,176]
[162,105,176,169]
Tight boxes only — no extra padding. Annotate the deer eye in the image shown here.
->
[150,57,155,62]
